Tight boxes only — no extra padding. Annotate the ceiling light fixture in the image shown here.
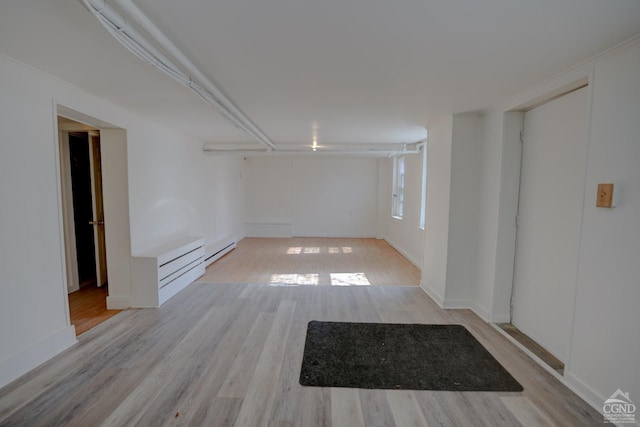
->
[311,124,319,151]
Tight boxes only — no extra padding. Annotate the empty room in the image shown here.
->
[1,1,639,426]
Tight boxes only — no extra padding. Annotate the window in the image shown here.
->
[392,156,405,218]
[419,143,428,229]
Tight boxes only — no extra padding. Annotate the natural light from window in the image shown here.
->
[392,156,405,218]
[420,142,428,229]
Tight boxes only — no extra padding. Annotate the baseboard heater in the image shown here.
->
[132,236,205,307]
[204,241,236,267]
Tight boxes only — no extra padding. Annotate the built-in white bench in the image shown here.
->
[131,236,205,307]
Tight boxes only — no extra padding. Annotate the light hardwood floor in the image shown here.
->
[68,285,121,336]
[200,237,421,286]
[0,282,601,426]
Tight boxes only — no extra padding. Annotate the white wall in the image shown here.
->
[245,156,378,237]
[420,115,453,304]
[100,128,133,309]
[0,55,77,388]
[419,115,483,310]
[128,130,245,256]
[566,41,640,411]
[379,153,425,268]
[472,110,504,318]
[0,53,246,388]
[445,114,481,306]
[468,39,640,412]
[210,156,246,253]
[473,111,523,322]
[244,156,293,237]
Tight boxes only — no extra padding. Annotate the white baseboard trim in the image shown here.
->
[419,283,445,307]
[441,298,471,310]
[245,223,293,238]
[491,313,512,324]
[468,302,492,322]
[0,326,77,389]
[106,295,132,310]
[418,284,492,323]
[421,285,613,422]
[383,238,422,270]
[563,371,611,421]
[293,233,378,238]
[493,324,615,422]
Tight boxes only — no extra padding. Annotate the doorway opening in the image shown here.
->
[58,116,121,335]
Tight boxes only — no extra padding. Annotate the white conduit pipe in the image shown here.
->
[203,149,405,157]
[80,0,275,151]
[203,141,425,157]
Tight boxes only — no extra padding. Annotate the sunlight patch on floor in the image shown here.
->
[270,273,319,286]
[287,246,352,255]
[330,272,371,286]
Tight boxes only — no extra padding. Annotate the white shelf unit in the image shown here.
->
[131,236,205,307]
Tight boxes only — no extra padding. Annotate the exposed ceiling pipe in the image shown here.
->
[203,149,404,157]
[80,0,275,151]
[203,139,427,157]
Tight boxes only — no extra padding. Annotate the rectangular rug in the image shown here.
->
[299,321,523,391]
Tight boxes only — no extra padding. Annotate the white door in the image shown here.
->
[511,86,588,363]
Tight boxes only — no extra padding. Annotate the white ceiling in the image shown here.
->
[1,0,639,150]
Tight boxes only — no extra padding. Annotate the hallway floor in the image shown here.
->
[68,284,121,335]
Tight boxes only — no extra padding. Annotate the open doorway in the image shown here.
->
[58,117,121,335]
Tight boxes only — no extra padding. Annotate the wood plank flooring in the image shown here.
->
[0,283,602,426]
[200,237,421,286]
[68,285,122,336]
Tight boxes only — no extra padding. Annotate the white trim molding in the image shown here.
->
[0,326,77,389]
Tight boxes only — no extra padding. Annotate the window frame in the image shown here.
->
[392,155,405,219]
[419,144,428,229]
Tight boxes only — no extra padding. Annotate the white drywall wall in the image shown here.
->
[420,115,453,303]
[0,55,77,388]
[0,53,246,387]
[566,41,640,410]
[445,114,482,305]
[474,39,640,410]
[245,156,378,237]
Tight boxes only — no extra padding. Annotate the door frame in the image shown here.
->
[58,127,108,292]
[88,131,108,287]
[58,129,81,293]
[509,86,589,363]
[53,103,133,325]
[488,72,594,376]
